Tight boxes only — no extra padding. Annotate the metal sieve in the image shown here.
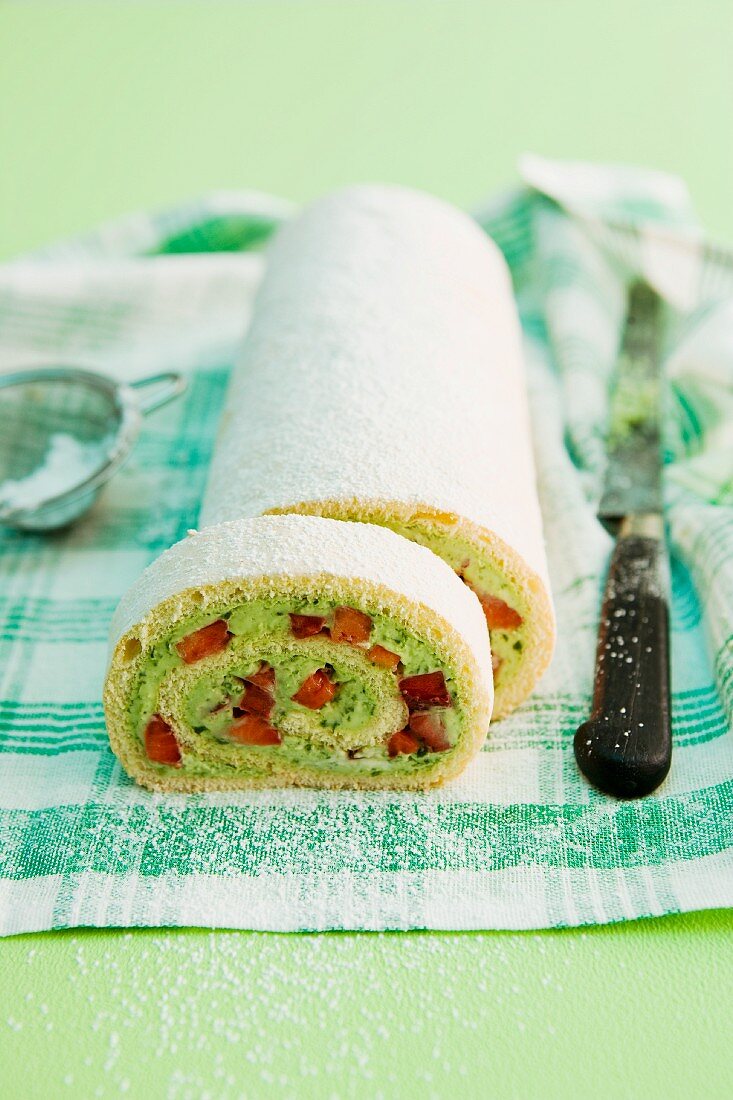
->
[0,368,186,532]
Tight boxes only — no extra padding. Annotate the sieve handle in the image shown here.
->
[130,373,187,415]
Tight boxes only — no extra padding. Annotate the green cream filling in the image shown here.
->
[131,597,464,778]
[377,520,527,686]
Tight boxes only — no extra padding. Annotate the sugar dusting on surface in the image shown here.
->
[5,930,583,1098]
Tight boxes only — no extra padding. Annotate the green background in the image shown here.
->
[1,2,732,1097]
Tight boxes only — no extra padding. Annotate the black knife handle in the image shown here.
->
[575,526,672,798]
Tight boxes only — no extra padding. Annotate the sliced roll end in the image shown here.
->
[104,515,493,791]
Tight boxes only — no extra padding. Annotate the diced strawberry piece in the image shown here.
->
[176,619,231,663]
[228,714,282,746]
[387,730,420,757]
[246,663,276,691]
[289,613,327,638]
[144,715,181,766]
[332,606,372,645]
[479,594,523,631]
[399,671,451,710]
[409,712,450,752]
[292,668,337,709]
[367,644,401,671]
[238,681,274,718]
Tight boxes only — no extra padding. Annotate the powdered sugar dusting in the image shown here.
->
[200,185,550,591]
[0,432,109,511]
[5,930,589,1095]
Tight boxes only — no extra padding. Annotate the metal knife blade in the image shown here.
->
[597,281,664,531]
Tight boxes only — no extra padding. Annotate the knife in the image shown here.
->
[574,281,672,798]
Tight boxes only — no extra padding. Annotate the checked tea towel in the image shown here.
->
[0,157,731,934]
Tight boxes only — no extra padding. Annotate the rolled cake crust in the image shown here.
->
[200,184,556,715]
[104,515,493,791]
